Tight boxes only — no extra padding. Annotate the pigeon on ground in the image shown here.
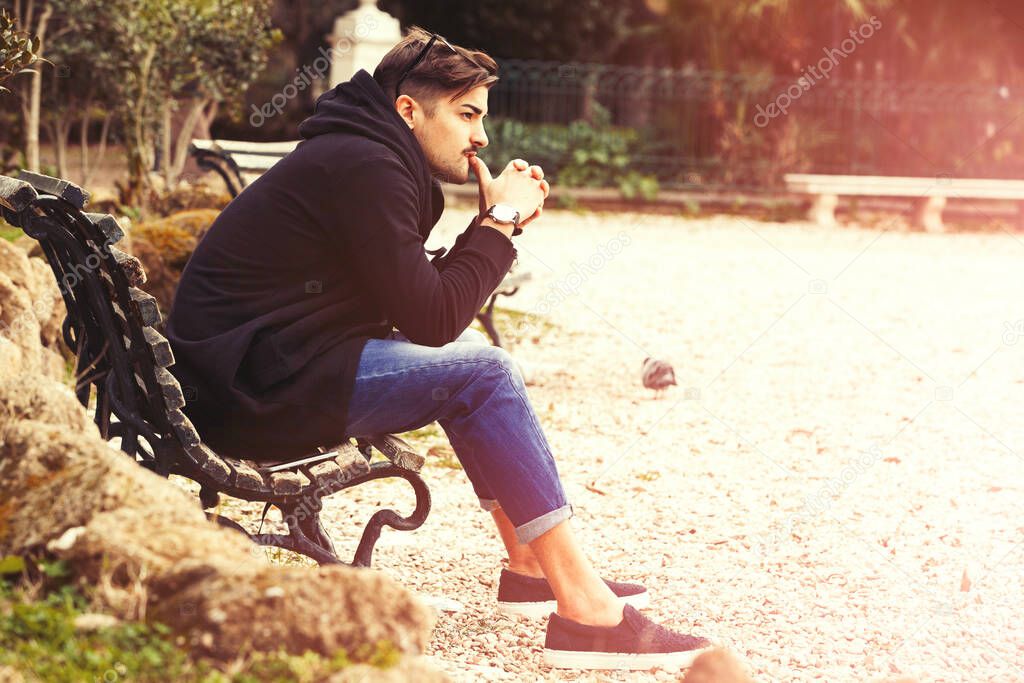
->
[641,357,677,398]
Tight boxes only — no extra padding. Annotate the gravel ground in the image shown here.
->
[207,208,1024,682]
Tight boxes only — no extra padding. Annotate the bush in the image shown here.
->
[129,208,220,318]
[484,106,659,200]
[133,209,220,269]
[0,575,400,683]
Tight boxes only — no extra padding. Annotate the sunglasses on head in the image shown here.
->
[394,32,459,98]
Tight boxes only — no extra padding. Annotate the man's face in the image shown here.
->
[403,85,489,184]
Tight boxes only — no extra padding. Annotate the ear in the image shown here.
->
[395,94,417,130]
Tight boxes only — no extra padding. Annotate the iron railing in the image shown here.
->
[485,59,1024,191]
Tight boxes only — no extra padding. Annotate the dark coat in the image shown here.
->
[166,70,516,461]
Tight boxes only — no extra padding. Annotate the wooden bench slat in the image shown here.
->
[142,327,175,367]
[268,469,307,494]
[16,170,89,209]
[167,408,200,450]
[362,434,425,472]
[223,458,266,491]
[306,459,343,486]
[337,441,372,480]
[128,287,162,326]
[228,153,286,172]
[154,367,186,410]
[210,139,300,154]
[186,443,233,482]
[0,174,39,212]
[84,213,125,245]
[110,247,146,286]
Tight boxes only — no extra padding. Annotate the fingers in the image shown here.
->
[470,155,492,185]
[539,179,550,198]
[519,204,543,228]
[528,165,544,180]
[509,158,528,172]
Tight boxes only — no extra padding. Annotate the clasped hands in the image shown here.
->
[469,155,550,232]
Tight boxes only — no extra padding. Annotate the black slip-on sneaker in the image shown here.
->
[496,568,649,619]
[543,604,711,670]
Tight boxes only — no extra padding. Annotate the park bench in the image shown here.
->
[0,169,432,568]
[190,139,300,198]
[785,173,1024,232]
[190,138,532,346]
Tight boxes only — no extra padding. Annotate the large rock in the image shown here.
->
[0,239,67,383]
[682,648,753,683]
[0,376,439,673]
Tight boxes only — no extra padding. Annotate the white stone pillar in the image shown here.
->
[327,0,402,88]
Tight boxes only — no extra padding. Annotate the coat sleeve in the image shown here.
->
[334,156,516,347]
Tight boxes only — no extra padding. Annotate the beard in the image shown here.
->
[430,154,471,184]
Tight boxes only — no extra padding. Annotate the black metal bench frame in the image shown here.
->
[0,170,431,568]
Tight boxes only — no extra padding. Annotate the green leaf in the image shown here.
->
[0,555,26,575]
[40,560,69,579]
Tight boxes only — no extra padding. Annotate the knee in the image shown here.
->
[473,345,525,385]
[454,327,490,346]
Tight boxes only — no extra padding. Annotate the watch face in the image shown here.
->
[491,204,519,223]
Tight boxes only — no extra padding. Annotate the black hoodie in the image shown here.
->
[166,70,516,461]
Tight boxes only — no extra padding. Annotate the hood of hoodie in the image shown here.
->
[298,69,445,238]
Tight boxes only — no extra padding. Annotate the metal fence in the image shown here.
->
[484,59,1024,191]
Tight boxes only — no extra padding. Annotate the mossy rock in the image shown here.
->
[132,209,219,270]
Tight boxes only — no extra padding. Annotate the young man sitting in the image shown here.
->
[166,28,711,670]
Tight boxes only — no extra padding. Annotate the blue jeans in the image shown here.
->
[346,327,573,544]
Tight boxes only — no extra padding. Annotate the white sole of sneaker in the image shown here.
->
[542,645,711,670]
[497,590,650,620]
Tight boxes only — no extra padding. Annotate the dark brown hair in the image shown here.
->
[373,27,499,109]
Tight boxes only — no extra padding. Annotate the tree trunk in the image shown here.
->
[82,113,111,188]
[161,99,172,187]
[193,100,218,141]
[26,3,53,173]
[169,97,208,188]
[123,44,157,206]
[48,117,70,179]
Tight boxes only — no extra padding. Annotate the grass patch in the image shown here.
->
[425,445,462,470]
[403,423,445,443]
[0,572,399,682]
[1,224,22,242]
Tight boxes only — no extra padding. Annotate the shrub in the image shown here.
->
[484,106,659,200]
[132,209,220,269]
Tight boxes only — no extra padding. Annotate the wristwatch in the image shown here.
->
[482,204,522,235]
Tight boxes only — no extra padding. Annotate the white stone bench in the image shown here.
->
[784,173,1024,232]
[190,139,300,197]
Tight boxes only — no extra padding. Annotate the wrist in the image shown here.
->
[479,216,514,239]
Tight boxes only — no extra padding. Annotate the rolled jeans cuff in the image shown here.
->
[478,497,501,512]
[514,503,574,545]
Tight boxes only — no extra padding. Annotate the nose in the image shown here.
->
[471,120,488,149]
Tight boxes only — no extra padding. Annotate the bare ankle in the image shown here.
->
[557,601,624,628]
[506,560,544,579]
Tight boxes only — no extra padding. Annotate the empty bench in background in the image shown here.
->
[190,137,533,347]
[190,139,299,198]
[0,169,431,568]
[784,173,1024,232]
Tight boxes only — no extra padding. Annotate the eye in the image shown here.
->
[462,112,473,120]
